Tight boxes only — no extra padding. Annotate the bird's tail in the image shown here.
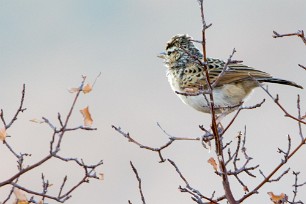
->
[257,78,303,89]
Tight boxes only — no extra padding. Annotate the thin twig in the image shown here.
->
[273,30,306,45]
[168,159,218,204]
[130,161,146,204]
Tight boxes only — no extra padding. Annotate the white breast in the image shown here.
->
[167,70,250,114]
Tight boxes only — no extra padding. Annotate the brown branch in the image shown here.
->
[197,0,212,62]
[56,76,86,150]
[130,161,146,204]
[112,125,174,162]
[298,64,306,71]
[273,30,306,45]
[221,99,265,137]
[239,136,306,202]
[168,159,219,204]
[1,76,102,203]
[195,2,236,202]
[250,75,306,125]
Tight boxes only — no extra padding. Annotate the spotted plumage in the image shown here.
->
[159,34,303,115]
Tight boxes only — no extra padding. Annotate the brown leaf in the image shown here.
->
[82,83,92,94]
[267,192,288,203]
[80,106,93,127]
[207,157,218,171]
[14,189,28,203]
[0,128,6,141]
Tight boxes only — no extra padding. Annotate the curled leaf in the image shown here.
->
[207,157,218,171]
[82,83,92,94]
[267,192,288,203]
[80,106,93,127]
[0,128,7,141]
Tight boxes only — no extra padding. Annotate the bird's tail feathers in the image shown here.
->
[257,78,303,89]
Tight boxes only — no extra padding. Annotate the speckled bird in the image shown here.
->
[159,34,302,116]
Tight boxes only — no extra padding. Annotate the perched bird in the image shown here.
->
[159,34,303,116]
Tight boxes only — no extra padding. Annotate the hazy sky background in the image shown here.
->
[1,0,306,203]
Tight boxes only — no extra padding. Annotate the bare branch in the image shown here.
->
[291,171,306,203]
[1,84,26,129]
[112,125,174,162]
[298,64,306,71]
[273,30,306,45]
[168,159,218,204]
[130,161,146,204]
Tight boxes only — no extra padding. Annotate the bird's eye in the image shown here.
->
[167,51,172,55]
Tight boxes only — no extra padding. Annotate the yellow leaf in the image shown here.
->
[0,128,6,141]
[267,192,287,203]
[80,106,93,126]
[17,201,29,204]
[82,83,92,94]
[14,189,28,203]
[68,87,80,93]
[29,119,45,124]
[207,157,218,171]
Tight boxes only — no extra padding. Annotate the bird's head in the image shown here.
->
[158,34,202,68]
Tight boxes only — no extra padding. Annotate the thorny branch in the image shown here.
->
[0,77,103,203]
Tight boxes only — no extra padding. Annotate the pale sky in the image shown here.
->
[1,0,306,203]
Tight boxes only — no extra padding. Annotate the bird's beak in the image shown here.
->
[157,52,166,59]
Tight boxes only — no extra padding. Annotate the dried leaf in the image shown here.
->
[68,87,80,93]
[0,128,6,141]
[14,189,28,203]
[17,201,29,204]
[98,173,104,180]
[267,192,288,203]
[80,106,93,126]
[207,157,218,171]
[82,83,92,94]
[29,119,45,124]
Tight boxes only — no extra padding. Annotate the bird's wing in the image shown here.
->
[207,59,271,85]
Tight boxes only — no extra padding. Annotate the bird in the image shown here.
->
[158,34,303,116]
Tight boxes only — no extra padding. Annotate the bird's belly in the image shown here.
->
[174,84,249,114]
[167,72,249,114]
